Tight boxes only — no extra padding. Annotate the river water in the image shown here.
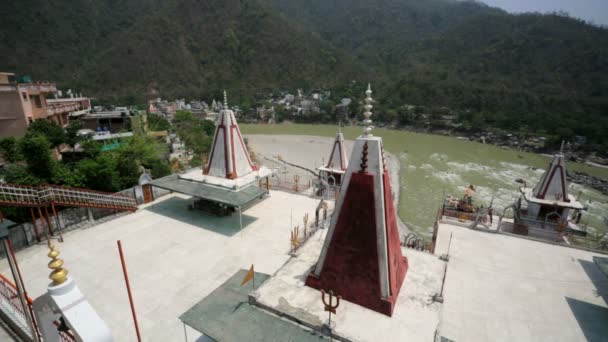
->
[241,124,608,238]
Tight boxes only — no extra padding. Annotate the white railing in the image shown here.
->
[46,103,80,115]
[0,183,136,210]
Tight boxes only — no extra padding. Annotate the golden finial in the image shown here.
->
[48,241,68,286]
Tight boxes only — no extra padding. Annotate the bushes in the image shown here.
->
[0,124,171,193]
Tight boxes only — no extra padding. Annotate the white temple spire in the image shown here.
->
[223,90,228,110]
[363,83,374,136]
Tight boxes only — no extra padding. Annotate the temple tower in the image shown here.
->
[532,145,568,202]
[306,84,408,316]
[317,129,348,186]
[203,91,257,179]
[523,142,584,222]
[32,241,113,341]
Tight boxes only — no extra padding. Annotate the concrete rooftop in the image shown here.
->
[434,222,608,342]
[0,192,324,341]
[253,228,445,342]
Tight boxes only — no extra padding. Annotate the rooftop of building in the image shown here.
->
[0,191,326,341]
[434,221,608,342]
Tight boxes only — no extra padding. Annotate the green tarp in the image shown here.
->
[180,270,326,341]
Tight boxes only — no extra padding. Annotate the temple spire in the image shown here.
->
[223,90,228,110]
[363,84,374,136]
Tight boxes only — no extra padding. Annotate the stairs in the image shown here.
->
[0,183,137,212]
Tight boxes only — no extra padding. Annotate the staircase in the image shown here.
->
[0,183,137,212]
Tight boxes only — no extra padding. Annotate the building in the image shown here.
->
[78,110,132,132]
[149,91,274,218]
[0,72,90,138]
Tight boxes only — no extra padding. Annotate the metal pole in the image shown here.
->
[30,208,41,242]
[51,202,64,242]
[37,207,51,240]
[239,207,243,232]
[2,239,40,341]
[117,240,142,342]
[43,207,53,236]
[183,322,188,342]
[7,239,40,340]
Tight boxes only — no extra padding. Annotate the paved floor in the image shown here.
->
[0,192,323,341]
[434,223,608,342]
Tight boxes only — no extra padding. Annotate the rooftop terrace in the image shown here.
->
[0,191,324,341]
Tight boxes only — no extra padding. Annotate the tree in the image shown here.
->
[148,114,171,131]
[173,110,196,127]
[25,121,65,147]
[1,164,43,186]
[19,135,54,181]
[0,137,21,163]
[76,155,120,192]
[65,121,83,148]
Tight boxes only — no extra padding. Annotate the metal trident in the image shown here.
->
[303,213,309,238]
[290,225,300,252]
[293,175,300,192]
[321,289,341,329]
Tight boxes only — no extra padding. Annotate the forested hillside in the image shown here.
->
[0,0,363,103]
[2,0,607,148]
[265,0,608,148]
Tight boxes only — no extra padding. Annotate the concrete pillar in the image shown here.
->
[87,208,95,223]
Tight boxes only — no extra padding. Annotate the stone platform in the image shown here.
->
[253,228,445,342]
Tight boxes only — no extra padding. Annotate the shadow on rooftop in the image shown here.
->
[565,297,608,342]
[145,196,257,237]
[578,259,608,305]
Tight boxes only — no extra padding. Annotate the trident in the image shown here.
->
[290,225,300,252]
[294,175,300,192]
[303,213,309,238]
[321,289,341,330]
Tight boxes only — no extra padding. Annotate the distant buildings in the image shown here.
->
[148,97,220,122]
[0,72,90,138]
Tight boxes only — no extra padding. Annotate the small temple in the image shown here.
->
[520,145,584,219]
[150,91,274,215]
[203,91,258,180]
[305,84,408,316]
[317,128,348,187]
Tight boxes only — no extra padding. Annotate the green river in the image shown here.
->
[241,124,608,238]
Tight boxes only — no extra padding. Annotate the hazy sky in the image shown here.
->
[477,0,608,26]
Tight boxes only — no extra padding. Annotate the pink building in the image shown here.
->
[0,72,91,138]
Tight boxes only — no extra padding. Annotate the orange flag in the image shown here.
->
[241,264,254,286]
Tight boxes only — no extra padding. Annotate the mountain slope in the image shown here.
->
[264,0,608,144]
[0,0,364,101]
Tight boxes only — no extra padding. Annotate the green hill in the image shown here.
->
[0,0,364,103]
[2,0,607,148]
[264,0,608,147]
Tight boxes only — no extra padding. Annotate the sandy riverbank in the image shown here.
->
[245,134,410,236]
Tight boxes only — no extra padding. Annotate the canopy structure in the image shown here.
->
[180,270,321,341]
[150,174,265,208]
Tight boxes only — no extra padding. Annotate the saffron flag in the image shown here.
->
[241,264,254,286]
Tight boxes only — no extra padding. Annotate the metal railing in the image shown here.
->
[0,274,30,335]
[46,103,80,115]
[442,208,488,223]
[0,183,137,211]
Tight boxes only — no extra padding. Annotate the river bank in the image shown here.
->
[241,124,608,237]
[391,125,608,191]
